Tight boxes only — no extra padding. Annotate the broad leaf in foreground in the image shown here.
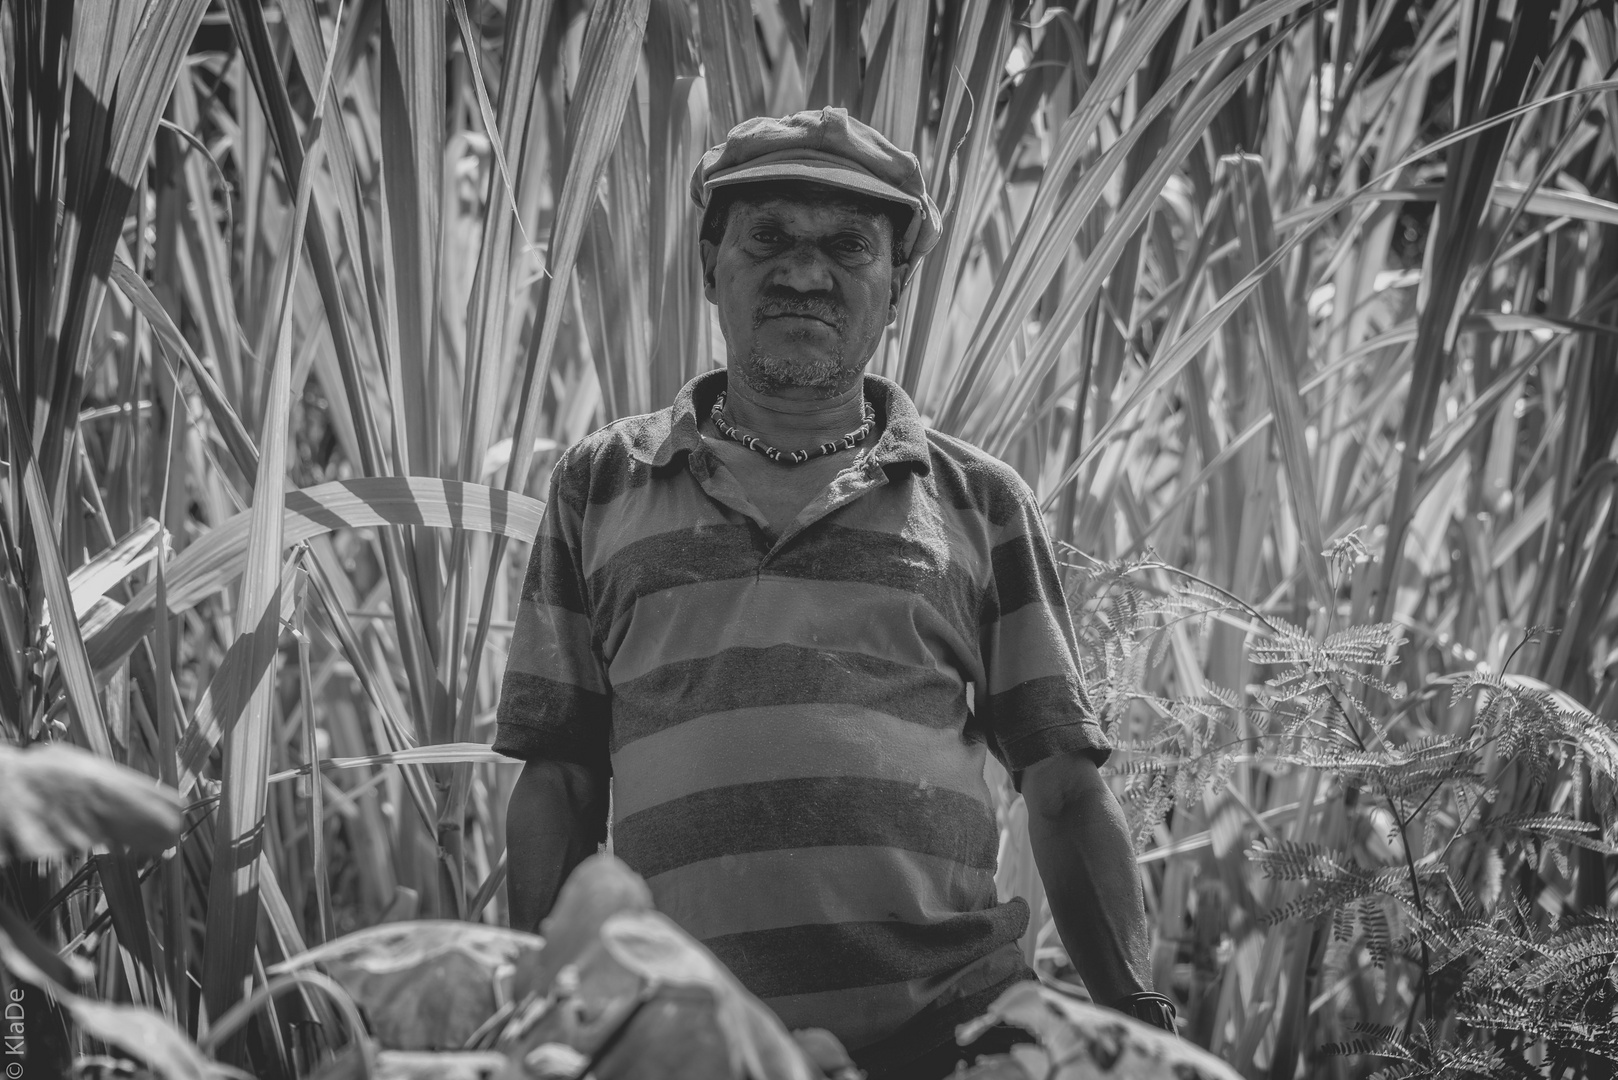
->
[276,920,545,1052]
[959,981,1244,1080]
[0,742,182,863]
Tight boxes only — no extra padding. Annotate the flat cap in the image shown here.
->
[690,107,942,262]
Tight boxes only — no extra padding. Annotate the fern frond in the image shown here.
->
[1362,896,1392,968]
[1481,811,1618,855]
[1247,839,1355,881]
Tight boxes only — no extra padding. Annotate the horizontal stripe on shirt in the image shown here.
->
[609,644,966,749]
[504,602,605,689]
[646,846,997,940]
[704,912,1028,999]
[588,524,984,653]
[613,775,1001,880]
[611,704,990,818]
[602,576,976,685]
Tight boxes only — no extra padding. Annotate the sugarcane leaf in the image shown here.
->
[1226,153,1333,615]
[503,0,652,497]
[0,353,114,756]
[201,0,347,1024]
[266,743,515,784]
[85,478,547,679]
[109,257,258,478]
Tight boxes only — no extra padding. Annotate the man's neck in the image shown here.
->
[719,375,868,454]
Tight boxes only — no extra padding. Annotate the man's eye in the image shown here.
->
[834,238,868,254]
[751,229,783,244]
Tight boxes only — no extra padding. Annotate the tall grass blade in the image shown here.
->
[201,10,345,1023]
[86,478,547,681]
[0,348,112,756]
[1374,1,1554,622]
[1226,154,1333,616]
[40,0,210,498]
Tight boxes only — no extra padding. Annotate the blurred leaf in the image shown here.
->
[369,1051,512,1079]
[64,996,218,1080]
[276,920,543,1051]
[0,742,181,863]
[594,911,819,1080]
[517,853,654,999]
[0,897,92,988]
[964,980,1243,1080]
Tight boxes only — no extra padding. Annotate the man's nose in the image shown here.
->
[769,242,836,292]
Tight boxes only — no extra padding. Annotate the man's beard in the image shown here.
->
[738,292,860,396]
[737,343,857,397]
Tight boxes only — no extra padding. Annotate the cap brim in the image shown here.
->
[701,160,922,213]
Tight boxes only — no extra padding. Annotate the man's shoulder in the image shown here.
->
[919,427,1037,528]
[549,407,677,512]
[566,407,674,466]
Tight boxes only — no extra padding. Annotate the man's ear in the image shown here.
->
[699,240,719,303]
[887,260,913,322]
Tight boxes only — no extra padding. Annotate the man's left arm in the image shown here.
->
[1021,749,1153,1010]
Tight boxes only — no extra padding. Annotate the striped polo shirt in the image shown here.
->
[494,369,1110,1069]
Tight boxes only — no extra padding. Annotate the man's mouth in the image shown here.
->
[759,310,840,329]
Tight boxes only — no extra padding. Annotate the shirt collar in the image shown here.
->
[632,368,932,475]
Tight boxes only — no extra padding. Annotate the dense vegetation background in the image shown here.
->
[3,0,1618,1076]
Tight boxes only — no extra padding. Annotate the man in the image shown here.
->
[495,108,1174,1077]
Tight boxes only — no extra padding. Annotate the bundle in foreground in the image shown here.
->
[289,854,1242,1080]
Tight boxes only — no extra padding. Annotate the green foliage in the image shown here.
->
[1076,553,1618,1077]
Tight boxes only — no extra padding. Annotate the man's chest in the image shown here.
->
[575,466,986,685]
[703,434,852,538]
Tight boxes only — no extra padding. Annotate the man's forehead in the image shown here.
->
[729,194,888,231]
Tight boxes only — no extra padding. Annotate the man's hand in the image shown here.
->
[1021,750,1155,1012]
[506,759,609,932]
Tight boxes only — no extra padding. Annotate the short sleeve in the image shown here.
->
[977,479,1110,780]
[492,450,612,772]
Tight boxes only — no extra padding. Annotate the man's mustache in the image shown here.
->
[753,290,845,329]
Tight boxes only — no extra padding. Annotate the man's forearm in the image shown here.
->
[1022,753,1152,1007]
[505,759,609,932]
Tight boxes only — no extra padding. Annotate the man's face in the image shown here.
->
[701,190,910,399]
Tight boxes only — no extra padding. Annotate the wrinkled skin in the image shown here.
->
[700,192,910,401]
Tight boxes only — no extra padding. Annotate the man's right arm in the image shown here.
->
[506,758,609,932]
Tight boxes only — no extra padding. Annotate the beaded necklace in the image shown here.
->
[710,391,876,465]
